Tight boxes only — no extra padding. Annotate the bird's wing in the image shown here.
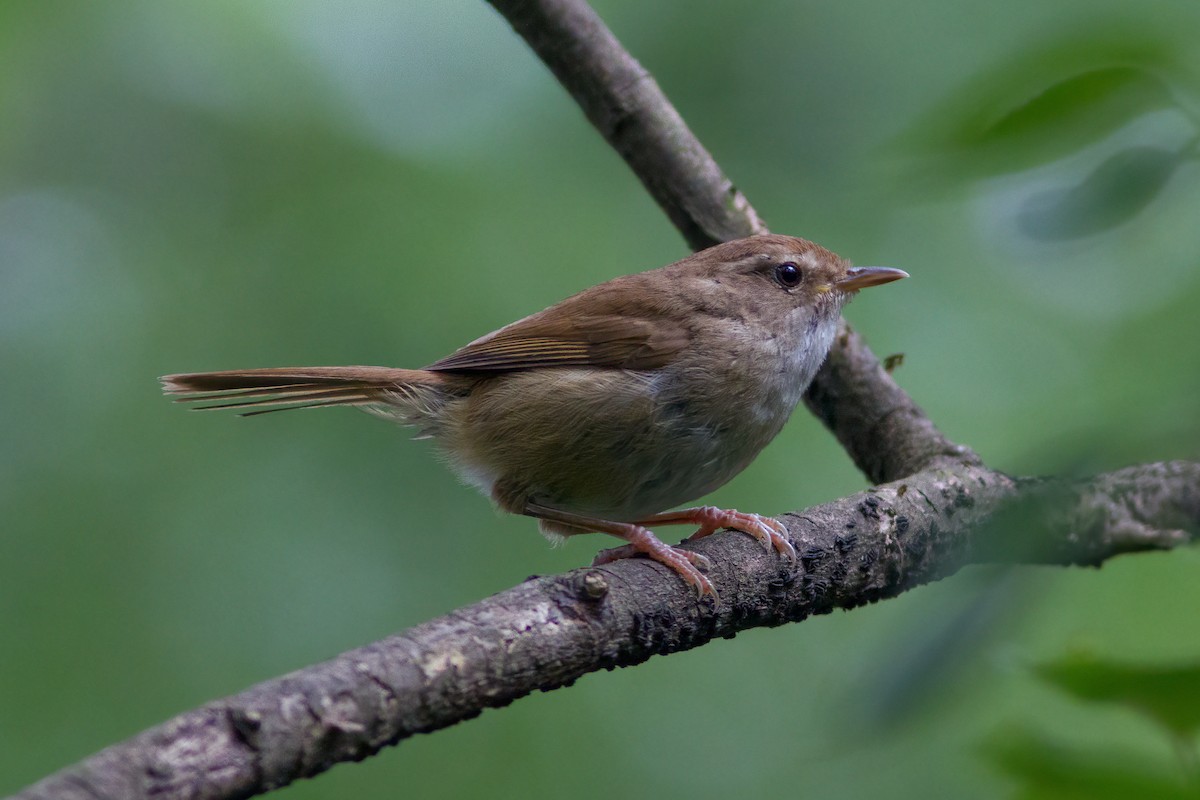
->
[425,285,690,373]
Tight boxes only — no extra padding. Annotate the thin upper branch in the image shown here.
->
[487,0,976,484]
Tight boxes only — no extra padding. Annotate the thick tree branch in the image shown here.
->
[15,462,1199,800]
[13,1,1196,798]
[487,0,976,484]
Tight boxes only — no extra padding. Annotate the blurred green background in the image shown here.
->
[3,1,1199,797]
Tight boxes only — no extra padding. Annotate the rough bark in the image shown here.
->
[16,462,1200,800]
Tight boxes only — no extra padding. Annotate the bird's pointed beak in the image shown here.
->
[836,266,909,291]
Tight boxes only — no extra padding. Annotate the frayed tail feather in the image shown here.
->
[161,366,449,418]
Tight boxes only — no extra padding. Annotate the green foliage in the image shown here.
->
[977,67,1177,159]
[906,63,1183,178]
[896,28,1199,241]
[1036,654,1200,738]
[985,654,1200,798]
[986,728,1194,800]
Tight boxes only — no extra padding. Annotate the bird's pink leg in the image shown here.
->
[659,506,796,559]
[525,504,716,598]
[601,506,796,563]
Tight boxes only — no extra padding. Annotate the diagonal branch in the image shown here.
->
[11,2,1196,799]
[15,461,1199,800]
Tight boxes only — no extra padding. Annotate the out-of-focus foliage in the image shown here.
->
[1,2,1198,799]
[985,728,1194,800]
[1036,654,1200,738]
[898,37,1185,177]
[896,30,1199,240]
[984,654,1200,798]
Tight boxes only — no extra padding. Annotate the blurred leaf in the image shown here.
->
[895,30,1186,184]
[1016,144,1184,240]
[1036,653,1200,737]
[972,68,1176,168]
[984,727,1194,800]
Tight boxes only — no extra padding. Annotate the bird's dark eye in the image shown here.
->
[774,261,803,288]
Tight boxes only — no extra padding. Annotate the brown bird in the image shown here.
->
[162,234,906,597]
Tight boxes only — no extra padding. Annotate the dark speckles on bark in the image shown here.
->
[859,495,882,520]
[766,572,795,594]
[800,574,831,601]
[799,546,826,569]
[941,482,976,517]
[859,549,878,572]
[829,560,849,582]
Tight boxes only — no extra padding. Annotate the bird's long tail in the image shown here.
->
[160,366,452,420]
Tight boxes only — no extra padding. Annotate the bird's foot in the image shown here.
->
[636,506,796,562]
[591,528,716,598]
